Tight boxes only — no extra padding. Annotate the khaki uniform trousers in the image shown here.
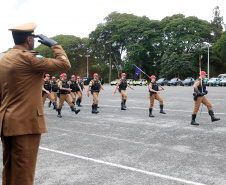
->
[58,94,73,109]
[1,134,41,185]
[192,96,213,114]
[77,91,82,100]
[51,91,58,102]
[70,92,76,102]
[121,90,127,102]
[149,94,163,108]
[42,93,55,105]
[92,92,99,105]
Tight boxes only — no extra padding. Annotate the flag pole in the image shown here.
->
[133,64,164,90]
[133,64,150,78]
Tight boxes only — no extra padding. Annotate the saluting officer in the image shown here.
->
[87,73,105,114]
[42,74,57,110]
[191,71,220,125]
[0,23,71,185]
[49,76,59,109]
[69,75,82,105]
[114,73,134,110]
[57,73,80,118]
[148,75,166,117]
[76,76,86,107]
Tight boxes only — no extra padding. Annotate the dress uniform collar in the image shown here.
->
[13,45,27,50]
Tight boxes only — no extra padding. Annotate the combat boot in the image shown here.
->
[209,110,220,122]
[160,104,166,114]
[123,99,127,108]
[149,108,154,117]
[121,102,126,110]
[57,109,62,118]
[92,104,97,114]
[53,102,58,110]
[70,105,80,114]
[95,104,99,113]
[78,99,82,107]
[72,101,75,105]
[191,114,199,125]
[48,101,51,108]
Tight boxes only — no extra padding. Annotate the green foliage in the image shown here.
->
[160,52,194,78]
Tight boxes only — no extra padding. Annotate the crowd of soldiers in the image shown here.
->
[43,70,220,126]
[42,72,105,117]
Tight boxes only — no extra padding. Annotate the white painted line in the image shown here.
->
[39,146,206,185]
[81,104,225,115]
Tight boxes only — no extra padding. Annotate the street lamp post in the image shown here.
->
[85,55,90,77]
[207,45,210,79]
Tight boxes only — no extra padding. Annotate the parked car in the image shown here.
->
[181,77,195,86]
[167,78,182,86]
[83,77,93,85]
[110,79,119,86]
[204,78,209,86]
[218,74,226,79]
[127,79,134,85]
[156,78,168,86]
[220,78,226,86]
[133,79,148,86]
[208,77,219,86]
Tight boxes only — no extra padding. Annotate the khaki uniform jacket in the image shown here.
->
[0,45,71,136]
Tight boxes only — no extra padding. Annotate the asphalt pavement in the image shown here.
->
[0,85,225,185]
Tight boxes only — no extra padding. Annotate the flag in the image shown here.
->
[134,67,141,79]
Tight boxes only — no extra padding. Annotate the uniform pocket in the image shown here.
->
[37,107,46,129]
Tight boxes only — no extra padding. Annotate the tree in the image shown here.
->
[211,6,225,43]
[160,51,194,78]
[35,35,91,77]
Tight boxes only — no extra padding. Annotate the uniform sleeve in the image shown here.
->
[28,45,71,72]
[89,80,93,87]
[59,81,63,87]
[194,79,201,86]
[149,83,153,90]
[117,79,122,85]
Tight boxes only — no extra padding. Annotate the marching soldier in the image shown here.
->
[87,73,105,113]
[42,74,57,110]
[69,75,82,105]
[114,73,134,110]
[191,71,220,125]
[49,76,59,109]
[57,73,80,118]
[148,75,166,117]
[0,23,71,185]
[76,76,86,107]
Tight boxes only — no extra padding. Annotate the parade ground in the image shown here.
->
[0,85,226,185]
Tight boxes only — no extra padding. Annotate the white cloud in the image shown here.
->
[0,0,225,52]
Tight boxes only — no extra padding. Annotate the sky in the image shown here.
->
[0,0,225,53]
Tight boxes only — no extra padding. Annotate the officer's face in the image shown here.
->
[122,75,126,79]
[71,77,75,81]
[201,75,206,80]
[63,76,67,80]
[45,76,50,81]
[152,78,156,82]
[52,78,56,82]
[77,78,80,82]
[94,75,98,80]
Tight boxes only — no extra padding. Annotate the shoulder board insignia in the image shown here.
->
[35,54,43,59]
[23,50,39,54]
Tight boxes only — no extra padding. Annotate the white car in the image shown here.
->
[111,79,119,86]
[208,78,219,86]
[220,78,226,86]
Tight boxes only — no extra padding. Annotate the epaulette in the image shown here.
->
[23,50,39,54]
